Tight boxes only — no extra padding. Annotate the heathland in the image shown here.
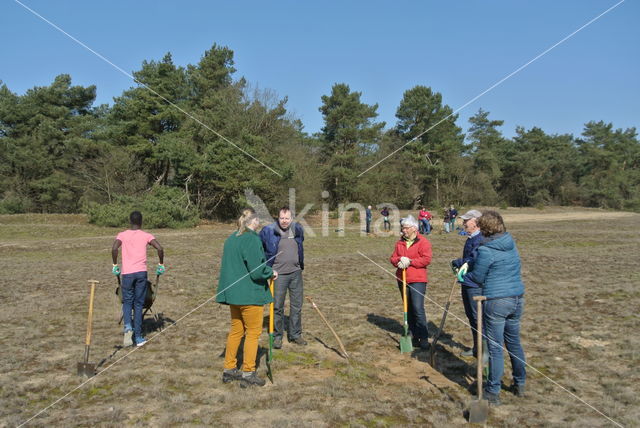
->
[1,207,638,426]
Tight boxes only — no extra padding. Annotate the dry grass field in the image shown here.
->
[1,207,639,427]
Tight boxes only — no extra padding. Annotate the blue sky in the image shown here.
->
[1,0,638,139]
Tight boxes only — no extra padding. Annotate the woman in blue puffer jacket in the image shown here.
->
[463,210,526,406]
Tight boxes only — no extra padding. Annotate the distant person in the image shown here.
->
[449,205,458,231]
[365,205,373,234]
[381,206,391,231]
[217,208,277,387]
[112,211,164,348]
[461,210,526,406]
[418,207,432,235]
[450,209,486,360]
[260,206,306,348]
[389,215,433,350]
[443,208,451,233]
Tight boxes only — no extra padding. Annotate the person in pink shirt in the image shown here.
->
[112,211,164,347]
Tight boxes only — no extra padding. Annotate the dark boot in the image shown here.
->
[240,371,266,388]
[222,368,242,384]
[511,383,525,397]
[484,391,501,406]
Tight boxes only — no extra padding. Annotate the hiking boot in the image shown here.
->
[460,349,475,357]
[484,391,501,406]
[273,337,282,349]
[123,330,133,347]
[418,338,430,350]
[222,368,242,384]
[240,371,266,388]
[511,383,525,397]
[291,337,307,346]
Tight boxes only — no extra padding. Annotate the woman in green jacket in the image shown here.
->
[216,208,277,387]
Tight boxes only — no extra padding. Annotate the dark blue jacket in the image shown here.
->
[453,231,483,288]
[464,232,525,299]
[259,222,305,270]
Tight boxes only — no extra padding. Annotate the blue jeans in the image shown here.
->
[419,219,430,235]
[397,282,428,339]
[274,270,304,340]
[483,296,526,395]
[461,285,483,353]
[121,271,148,342]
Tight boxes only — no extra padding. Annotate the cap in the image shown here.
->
[460,209,482,220]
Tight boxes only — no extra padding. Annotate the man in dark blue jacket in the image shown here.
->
[260,207,306,348]
[451,209,486,358]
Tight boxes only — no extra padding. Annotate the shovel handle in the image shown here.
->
[269,279,274,334]
[402,269,408,314]
[85,280,99,346]
[473,295,487,399]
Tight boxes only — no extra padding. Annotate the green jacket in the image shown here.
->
[216,229,274,306]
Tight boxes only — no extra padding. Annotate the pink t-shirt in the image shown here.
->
[116,229,156,275]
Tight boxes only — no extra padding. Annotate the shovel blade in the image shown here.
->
[77,362,96,378]
[400,334,413,353]
[468,399,489,424]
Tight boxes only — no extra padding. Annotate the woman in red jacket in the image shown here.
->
[390,215,433,349]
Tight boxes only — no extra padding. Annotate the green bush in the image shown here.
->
[85,186,199,228]
[0,193,33,214]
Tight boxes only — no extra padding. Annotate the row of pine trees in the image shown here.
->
[1,44,638,225]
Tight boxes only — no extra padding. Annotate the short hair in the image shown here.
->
[129,211,142,226]
[477,210,506,236]
[279,206,292,216]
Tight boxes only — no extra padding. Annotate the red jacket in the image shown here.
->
[390,234,432,283]
[418,210,432,221]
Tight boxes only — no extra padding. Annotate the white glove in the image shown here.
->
[398,256,411,269]
[457,262,469,281]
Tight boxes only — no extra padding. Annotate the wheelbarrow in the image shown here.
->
[115,274,161,324]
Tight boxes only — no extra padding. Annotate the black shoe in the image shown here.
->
[418,338,430,350]
[222,368,242,384]
[484,391,501,406]
[240,371,266,388]
[273,337,282,349]
[511,383,525,397]
[291,337,307,346]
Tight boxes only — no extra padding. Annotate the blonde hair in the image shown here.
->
[477,210,506,236]
[236,208,258,235]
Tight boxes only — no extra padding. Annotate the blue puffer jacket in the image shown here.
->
[464,232,524,299]
[452,231,484,288]
[259,222,305,270]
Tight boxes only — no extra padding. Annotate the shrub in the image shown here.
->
[85,186,199,228]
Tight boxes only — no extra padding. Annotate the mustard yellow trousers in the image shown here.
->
[223,304,263,372]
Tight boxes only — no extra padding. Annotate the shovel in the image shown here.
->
[430,277,458,367]
[266,278,275,383]
[78,280,99,377]
[400,269,413,353]
[468,295,489,423]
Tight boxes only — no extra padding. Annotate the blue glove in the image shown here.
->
[457,262,468,282]
[156,264,166,275]
[112,264,121,276]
